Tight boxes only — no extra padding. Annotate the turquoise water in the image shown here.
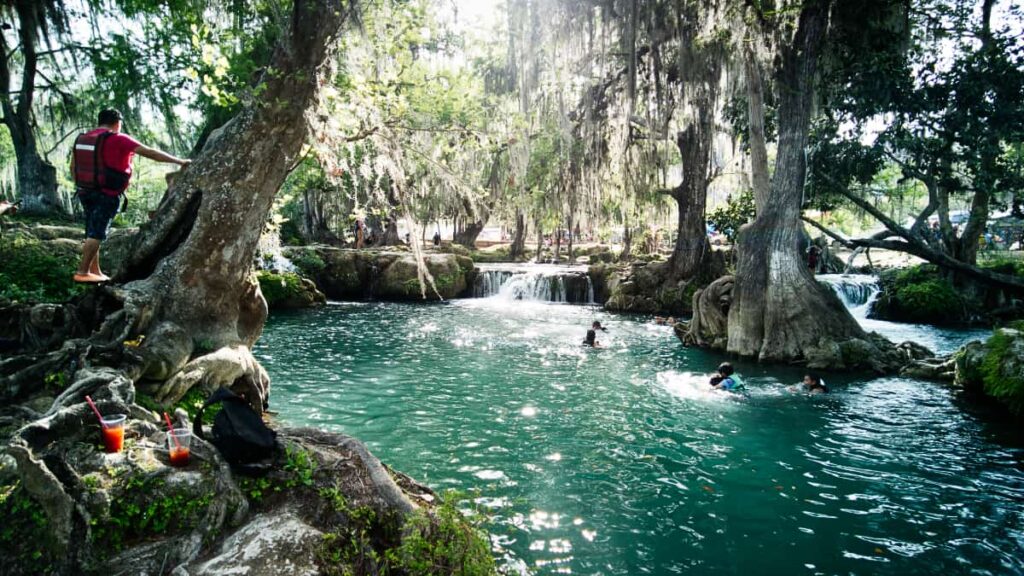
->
[254,298,1024,575]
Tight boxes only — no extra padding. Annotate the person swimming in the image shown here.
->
[710,362,744,392]
[801,373,829,394]
[583,321,607,347]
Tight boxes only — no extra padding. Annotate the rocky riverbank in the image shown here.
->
[0,227,497,575]
[286,246,476,302]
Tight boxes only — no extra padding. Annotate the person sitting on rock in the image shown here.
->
[711,362,744,392]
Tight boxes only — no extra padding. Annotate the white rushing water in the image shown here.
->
[474,263,595,304]
[817,273,988,354]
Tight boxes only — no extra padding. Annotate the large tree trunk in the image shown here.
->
[667,3,721,280]
[0,2,358,571]
[727,2,866,362]
[13,143,61,214]
[109,0,351,409]
[453,220,485,248]
[668,125,712,280]
[0,0,65,216]
[510,210,527,259]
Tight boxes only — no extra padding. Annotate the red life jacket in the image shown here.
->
[72,130,130,197]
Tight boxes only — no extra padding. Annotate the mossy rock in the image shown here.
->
[0,231,87,304]
[956,327,1024,417]
[871,265,968,325]
[257,270,326,310]
[378,254,470,300]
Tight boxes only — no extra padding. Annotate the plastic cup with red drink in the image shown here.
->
[100,414,127,453]
[167,428,192,467]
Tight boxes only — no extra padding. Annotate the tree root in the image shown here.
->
[143,345,270,413]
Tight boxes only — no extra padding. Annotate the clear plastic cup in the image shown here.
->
[100,414,127,453]
[167,428,192,467]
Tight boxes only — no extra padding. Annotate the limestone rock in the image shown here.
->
[179,510,323,576]
[286,246,475,301]
[954,327,1024,416]
[256,271,326,310]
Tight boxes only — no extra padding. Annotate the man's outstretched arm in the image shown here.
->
[135,145,191,166]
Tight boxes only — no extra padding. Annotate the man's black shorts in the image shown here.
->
[78,189,120,241]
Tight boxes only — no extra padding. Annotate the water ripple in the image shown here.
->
[256,302,1024,575]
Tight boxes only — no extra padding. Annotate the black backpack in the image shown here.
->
[193,387,278,474]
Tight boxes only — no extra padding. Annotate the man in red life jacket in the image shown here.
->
[70,109,190,283]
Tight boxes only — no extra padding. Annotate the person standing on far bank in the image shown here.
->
[70,109,190,283]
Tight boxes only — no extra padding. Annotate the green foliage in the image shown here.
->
[283,446,316,488]
[43,370,67,392]
[290,249,327,276]
[979,329,1024,417]
[237,476,274,503]
[385,491,496,576]
[874,265,967,325]
[175,386,220,425]
[0,233,84,303]
[89,473,214,555]
[316,488,495,576]
[0,483,55,575]
[808,0,1024,245]
[257,270,306,307]
[707,190,756,242]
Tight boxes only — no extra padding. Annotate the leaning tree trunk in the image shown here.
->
[726,2,866,362]
[108,0,353,411]
[453,220,485,248]
[535,222,544,262]
[0,1,356,570]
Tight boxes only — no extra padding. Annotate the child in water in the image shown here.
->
[710,362,744,392]
[797,373,829,394]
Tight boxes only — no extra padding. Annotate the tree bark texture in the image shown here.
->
[0,0,65,215]
[743,42,771,213]
[667,3,723,281]
[106,0,354,409]
[727,1,867,362]
[510,210,527,259]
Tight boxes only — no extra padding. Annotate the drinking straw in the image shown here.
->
[163,412,182,449]
[85,395,107,429]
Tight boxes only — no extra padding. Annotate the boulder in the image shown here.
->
[955,327,1024,417]
[286,247,475,301]
[256,271,326,310]
[178,510,323,576]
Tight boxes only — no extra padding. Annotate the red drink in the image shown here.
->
[169,446,190,467]
[102,425,124,453]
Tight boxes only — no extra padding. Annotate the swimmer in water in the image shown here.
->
[790,372,829,394]
[710,362,745,392]
[583,321,607,347]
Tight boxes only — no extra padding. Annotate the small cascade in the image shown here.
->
[257,230,297,273]
[473,264,595,304]
[817,274,881,318]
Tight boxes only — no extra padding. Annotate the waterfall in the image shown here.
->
[817,274,881,319]
[473,264,595,304]
[257,231,296,273]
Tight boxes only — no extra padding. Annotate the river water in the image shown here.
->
[254,272,1023,575]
